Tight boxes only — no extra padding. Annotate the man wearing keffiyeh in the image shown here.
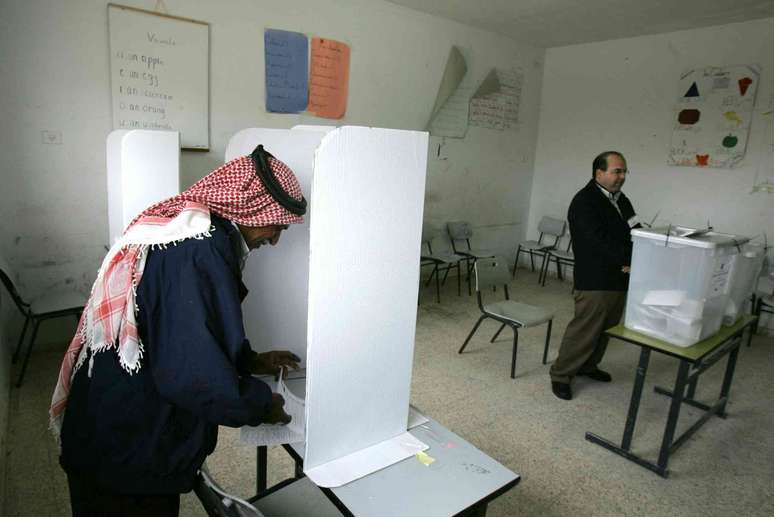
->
[52,146,305,516]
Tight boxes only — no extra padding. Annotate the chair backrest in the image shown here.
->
[474,257,511,293]
[0,263,29,314]
[447,221,473,252]
[447,221,473,240]
[421,225,439,254]
[537,216,566,245]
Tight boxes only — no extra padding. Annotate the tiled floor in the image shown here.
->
[5,270,774,516]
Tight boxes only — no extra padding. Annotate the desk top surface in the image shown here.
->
[606,315,756,361]
[283,377,519,517]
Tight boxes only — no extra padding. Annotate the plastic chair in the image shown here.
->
[446,221,496,295]
[0,264,85,387]
[420,226,463,303]
[538,236,574,287]
[194,462,342,517]
[512,216,565,278]
[459,257,554,378]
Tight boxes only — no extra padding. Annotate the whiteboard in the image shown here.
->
[108,4,209,150]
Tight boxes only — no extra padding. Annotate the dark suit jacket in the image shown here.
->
[569,179,637,291]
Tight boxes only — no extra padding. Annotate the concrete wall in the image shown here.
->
[0,0,545,308]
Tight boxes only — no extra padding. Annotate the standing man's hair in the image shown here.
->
[592,151,625,178]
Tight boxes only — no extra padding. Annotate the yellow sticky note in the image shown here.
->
[416,450,435,466]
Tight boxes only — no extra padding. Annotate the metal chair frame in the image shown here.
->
[420,239,462,303]
[512,216,565,278]
[446,221,495,296]
[539,237,575,287]
[1,268,84,387]
[459,259,553,379]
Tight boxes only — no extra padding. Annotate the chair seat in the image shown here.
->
[459,249,496,259]
[30,290,86,315]
[484,300,554,327]
[518,240,552,252]
[422,252,463,264]
[761,295,774,308]
[549,249,574,260]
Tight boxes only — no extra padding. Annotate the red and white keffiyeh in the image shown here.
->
[50,154,304,435]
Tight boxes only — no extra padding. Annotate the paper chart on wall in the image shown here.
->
[427,46,470,138]
[264,29,309,113]
[469,68,523,131]
[307,38,350,119]
[668,65,759,169]
[240,373,305,447]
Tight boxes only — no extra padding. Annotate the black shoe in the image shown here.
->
[551,381,572,400]
[579,368,612,382]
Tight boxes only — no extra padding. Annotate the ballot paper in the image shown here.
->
[240,371,305,447]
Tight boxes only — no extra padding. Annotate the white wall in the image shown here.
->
[526,17,774,328]
[0,0,544,305]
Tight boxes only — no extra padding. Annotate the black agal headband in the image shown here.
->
[251,145,307,216]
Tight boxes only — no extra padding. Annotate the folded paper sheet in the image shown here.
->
[304,126,428,488]
[428,46,470,138]
[224,128,325,363]
[469,68,523,131]
[240,373,305,447]
[304,432,428,488]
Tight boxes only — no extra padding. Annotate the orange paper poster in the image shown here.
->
[308,38,350,119]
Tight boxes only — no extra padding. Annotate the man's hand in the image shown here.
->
[621,266,631,273]
[249,350,301,378]
[264,393,292,425]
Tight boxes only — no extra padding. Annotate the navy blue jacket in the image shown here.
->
[569,179,637,291]
[60,215,273,494]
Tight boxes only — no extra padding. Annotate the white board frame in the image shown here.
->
[108,4,209,151]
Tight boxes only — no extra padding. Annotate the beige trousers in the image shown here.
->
[549,290,626,384]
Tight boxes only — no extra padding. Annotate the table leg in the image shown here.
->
[717,337,741,417]
[470,503,488,516]
[256,445,267,493]
[621,347,651,451]
[656,360,690,473]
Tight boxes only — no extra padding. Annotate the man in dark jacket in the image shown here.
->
[51,146,304,515]
[550,151,639,400]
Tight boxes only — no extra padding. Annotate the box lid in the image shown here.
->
[631,226,749,249]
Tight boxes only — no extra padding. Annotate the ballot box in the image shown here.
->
[624,226,748,347]
[724,243,766,325]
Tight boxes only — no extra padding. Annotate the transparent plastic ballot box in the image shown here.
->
[624,226,748,347]
[724,244,766,325]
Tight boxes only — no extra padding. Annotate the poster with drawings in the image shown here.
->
[668,65,759,169]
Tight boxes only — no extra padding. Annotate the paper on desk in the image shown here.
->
[305,431,428,488]
[240,373,305,447]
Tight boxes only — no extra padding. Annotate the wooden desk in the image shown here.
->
[585,315,756,478]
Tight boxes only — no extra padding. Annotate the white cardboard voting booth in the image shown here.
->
[106,130,180,244]
[228,126,429,487]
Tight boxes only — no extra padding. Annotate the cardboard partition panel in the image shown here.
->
[106,129,180,244]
